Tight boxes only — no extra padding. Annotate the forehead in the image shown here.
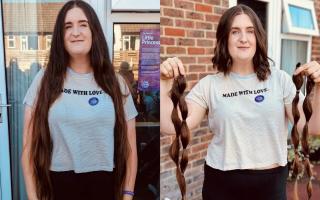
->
[65,7,88,23]
[231,13,254,28]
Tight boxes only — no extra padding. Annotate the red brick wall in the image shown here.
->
[312,0,320,61]
[160,0,228,199]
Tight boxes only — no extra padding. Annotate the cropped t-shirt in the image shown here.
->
[186,67,296,170]
[23,67,138,173]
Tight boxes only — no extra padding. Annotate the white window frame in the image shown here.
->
[283,0,319,36]
[111,0,159,12]
[45,35,52,50]
[8,35,15,48]
[20,35,28,51]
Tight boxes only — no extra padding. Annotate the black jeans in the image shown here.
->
[50,170,115,200]
[202,164,288,200]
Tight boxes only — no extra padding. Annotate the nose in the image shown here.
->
[71,26,80,37]
[239,32,248,43]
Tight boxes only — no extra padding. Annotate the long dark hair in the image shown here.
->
[169,74,190,200]
[30,1,129,199]
[292,63,314,199]
[212,4,271,81]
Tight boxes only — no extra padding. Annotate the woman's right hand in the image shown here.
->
[160,57,186,80]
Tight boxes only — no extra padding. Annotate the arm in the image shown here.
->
[21,106,38,200]
[123,118,137,200]
[160,57,207,134]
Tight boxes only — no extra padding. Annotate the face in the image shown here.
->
[64,7,92,58]
[228,14,256,63]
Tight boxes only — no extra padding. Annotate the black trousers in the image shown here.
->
[50,170,115,200]
[202,164,288,200]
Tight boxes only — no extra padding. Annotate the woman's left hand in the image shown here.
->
[294,61,320,84]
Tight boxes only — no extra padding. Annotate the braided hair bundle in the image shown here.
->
[291,63,303,199]
[291,63,315,200]
[169,73,190,200]
[301,75,315,199]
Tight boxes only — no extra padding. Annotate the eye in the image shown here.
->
[247,29,254,34]
[80,23,88,27]
[231,30,240,35]
[65,25,72,29]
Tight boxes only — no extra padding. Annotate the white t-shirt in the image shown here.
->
[23,67,138,173]
[186,67,296,170]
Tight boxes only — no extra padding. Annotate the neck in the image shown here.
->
[231,60,254,75]
[69,55,92,73]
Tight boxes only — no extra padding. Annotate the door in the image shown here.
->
[0,1,67,199]
[0,1,12,199]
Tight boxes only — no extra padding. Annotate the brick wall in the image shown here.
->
[160,0,228,199]
[312,0,320,61]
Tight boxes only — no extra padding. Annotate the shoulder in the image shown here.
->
[269,67,291,81]
[198,72,223,84]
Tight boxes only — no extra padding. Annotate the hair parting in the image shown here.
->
[169,73,190,200]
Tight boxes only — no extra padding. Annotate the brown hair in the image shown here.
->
[169,74,190,200]
[301,76,315,199]
[291,63,314,199]
[212,4,271,81]
[291,63,303,199]
[30,1,129,199]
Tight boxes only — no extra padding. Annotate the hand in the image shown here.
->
[294,61,320,84]
[160,57,186,80]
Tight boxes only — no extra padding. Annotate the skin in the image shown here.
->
[160,14,320,170]
[21,7,137,200]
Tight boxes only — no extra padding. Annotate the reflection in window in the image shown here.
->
[113,24,160,123]
[46,35,52,50]
[3,1,67,199]
[28,35,38,50]
[289,4,314,30]
[8,35,15,48]
[20,35,27,50]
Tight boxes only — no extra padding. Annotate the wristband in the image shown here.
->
[123,190,134,196]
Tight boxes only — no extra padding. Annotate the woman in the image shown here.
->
[160,4,320,200]
[21,1,137,200]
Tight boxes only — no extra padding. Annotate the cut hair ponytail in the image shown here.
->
[169,74,190,200]
[291,62,314,200]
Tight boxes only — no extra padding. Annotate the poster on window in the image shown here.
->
[137,29,160,92]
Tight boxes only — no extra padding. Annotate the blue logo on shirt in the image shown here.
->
[255,95,264,103]
[89,97,99,106]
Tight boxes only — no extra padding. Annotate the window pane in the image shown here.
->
[289,4,314,30]
[28,35,38,50]
[113,24,160,123]
[2,1,67,199]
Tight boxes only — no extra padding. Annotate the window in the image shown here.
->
[8,35,15,48]
[113,24,160,123]
[46,35,52,50]
[20,36,27,50]
[283,0,319,36]
[20,35,39,50]
[112,0,159,12]
[2,1,67,199]
[28,35,38,50]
